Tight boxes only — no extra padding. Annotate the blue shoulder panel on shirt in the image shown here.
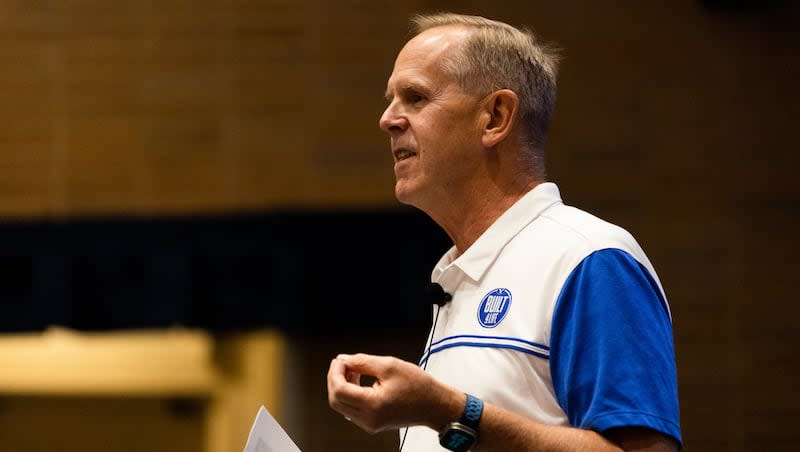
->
[550,248,682,446]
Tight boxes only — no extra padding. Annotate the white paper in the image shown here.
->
[243,405,302,452]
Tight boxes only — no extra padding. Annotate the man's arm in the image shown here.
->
[474,400,678,452]
[327,353,678,452]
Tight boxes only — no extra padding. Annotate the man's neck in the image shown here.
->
[427,177,541,256]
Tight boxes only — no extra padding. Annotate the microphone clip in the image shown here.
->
[426,282,452,307]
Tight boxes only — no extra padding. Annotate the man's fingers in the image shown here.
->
[327,353,420,435]
[345,369,361,384]
[328,356,373,406]
[336,353,392,377]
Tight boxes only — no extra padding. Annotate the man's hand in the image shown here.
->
[326,353,462,434]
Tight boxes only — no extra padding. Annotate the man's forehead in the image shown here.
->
[382,25,474,100]
[385,25,470,85]
[412,29,450,48]
[403,24,472,55]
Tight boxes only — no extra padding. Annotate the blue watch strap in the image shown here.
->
[439,394,484,451]
[460,393,483,431]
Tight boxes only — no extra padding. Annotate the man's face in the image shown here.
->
[379,26,486,209]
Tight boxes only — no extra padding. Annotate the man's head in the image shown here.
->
[380,13,558,211]
[412,13,559,159]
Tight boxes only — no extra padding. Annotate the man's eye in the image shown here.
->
[409,92,425,103]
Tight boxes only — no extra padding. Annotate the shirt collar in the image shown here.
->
[432,182,563,284]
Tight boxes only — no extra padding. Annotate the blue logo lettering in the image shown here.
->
[477,288,512,328]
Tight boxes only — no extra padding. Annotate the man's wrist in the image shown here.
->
[426,385,466,431]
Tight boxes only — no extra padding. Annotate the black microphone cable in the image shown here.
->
[398,283,450,451]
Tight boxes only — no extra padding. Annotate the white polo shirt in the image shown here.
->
[401,182,681,451]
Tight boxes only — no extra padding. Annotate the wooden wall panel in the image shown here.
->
[0,0,425,215]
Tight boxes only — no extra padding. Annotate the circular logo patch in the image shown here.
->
[477,288,512,328]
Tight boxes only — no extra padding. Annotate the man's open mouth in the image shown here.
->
[394,149,417,162]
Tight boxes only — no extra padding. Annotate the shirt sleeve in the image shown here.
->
[550,248,682,446]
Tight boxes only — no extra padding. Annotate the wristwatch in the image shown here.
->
[438,393,484,452]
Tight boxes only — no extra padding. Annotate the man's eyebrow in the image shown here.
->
[385,82,428,101]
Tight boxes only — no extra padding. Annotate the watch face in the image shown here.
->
[440,429,476,452]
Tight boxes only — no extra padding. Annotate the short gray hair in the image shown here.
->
[411,13,559,158]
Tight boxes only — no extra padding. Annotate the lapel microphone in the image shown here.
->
[426,282,452,307]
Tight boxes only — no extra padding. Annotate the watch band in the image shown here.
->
[438,393,484,451]
[460,393,484,431]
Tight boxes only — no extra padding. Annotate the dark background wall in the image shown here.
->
[0,0,798,450]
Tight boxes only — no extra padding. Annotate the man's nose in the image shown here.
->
[379,103,407,134]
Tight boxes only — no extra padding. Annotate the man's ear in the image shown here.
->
[481,89,519,148]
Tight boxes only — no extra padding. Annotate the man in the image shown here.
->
[327,13,681,452]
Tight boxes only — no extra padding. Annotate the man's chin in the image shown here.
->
[394,183,419,207]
